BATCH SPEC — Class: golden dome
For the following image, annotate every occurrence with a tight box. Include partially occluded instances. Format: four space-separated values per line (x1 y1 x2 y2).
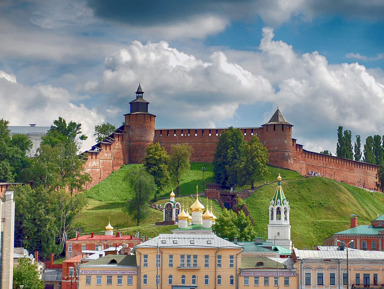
170 190 175 198
178 209 189 221
202 208 212 220
277 174 282 181
190 186 205 212
105 219 114 231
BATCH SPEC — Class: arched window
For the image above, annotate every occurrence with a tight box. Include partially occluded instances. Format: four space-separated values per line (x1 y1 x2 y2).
168 275 173 285
205 275 209 285
277 207 281 220
143 275 148 285
284 207 288 221
192 275 197 285
270 208 274 220
181 275 186 285
217 275 222 285
230 275 234 285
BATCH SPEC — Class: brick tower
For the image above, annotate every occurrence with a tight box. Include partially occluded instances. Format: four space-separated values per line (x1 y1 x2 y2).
124 84 156 163
261 108 293 169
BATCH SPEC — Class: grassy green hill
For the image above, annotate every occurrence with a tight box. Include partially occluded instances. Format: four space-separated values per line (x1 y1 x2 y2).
75 163 384 249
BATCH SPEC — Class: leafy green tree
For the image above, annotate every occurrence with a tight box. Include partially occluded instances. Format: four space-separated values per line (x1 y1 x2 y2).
237 136 269 189
373 135 384 165
212 209 256 241
169 144 192 196
144 143 170 193
94 122 116 143
124 167 156 226
364 136 375 164
336 126 353 159
0 119 32 182
354 135 362 161
213 127 244 189
13 257 45 289
336 126 344 158
320 150 332 156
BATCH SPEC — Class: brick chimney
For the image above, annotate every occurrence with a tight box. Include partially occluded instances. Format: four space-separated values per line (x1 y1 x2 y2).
351 214 358 228
91 232 94 238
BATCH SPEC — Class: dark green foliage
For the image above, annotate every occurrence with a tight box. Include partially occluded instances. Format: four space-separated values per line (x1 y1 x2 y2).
213 127 244 188
94 122 116 143
212 208 256 241
320 150 332 156
373 135 384 165
336 126 353 159
237 136 269 189
364 136 375 164
169 144 192 196
14 185 87 258
13 257 45 289
0 119 32 182
144 143 170 193
354 135 362 161
124 167 156 226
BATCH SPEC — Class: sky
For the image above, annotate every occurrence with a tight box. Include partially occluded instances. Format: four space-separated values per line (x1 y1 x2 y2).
0 0 384 154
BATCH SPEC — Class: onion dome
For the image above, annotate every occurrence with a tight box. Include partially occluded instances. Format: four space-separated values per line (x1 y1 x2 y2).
178 209 189 221
105 219 114 231
272 174 286 206
170 190 175 198
190 185 205 212
202 208 212 220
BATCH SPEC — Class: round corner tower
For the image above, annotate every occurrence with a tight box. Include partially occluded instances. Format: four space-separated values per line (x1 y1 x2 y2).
124 84 156 164
261 107 293 169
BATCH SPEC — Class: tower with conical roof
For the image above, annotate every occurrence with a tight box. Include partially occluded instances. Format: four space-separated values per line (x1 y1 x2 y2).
261 107 293 169
124 84 156 163
267 174 292 250
190 186 205 225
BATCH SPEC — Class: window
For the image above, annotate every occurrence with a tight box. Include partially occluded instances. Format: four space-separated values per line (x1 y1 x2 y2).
205 275 209 285
117 276 123 285
68 244 72 252
217 275 222 285
244 276 249 286
350 241 355 249
96 245 103 251
82 245 86 251
217 255 222 268
168 275 173 285
274 276 279 286
317 273 324 285
169 255 173 268
181 275 186 285
264 277 269 286
96 276 102 285
127 276 133 285
363 274 370 286
107 276 112 285
156 275 160 285
343 273 347 285
193 255 198 267
284 277 289 287
69 267 74 277
372 241 377 250
180 255 185 267
187 255 191 267
230 275 234 285
362 241 367 250
356 273 360 286
330 273 336 285
192 275 197 285
374 274 378 285
305 273 311 286
156 254 161 268
143 275 148 285
254 276 259 286
204 255 209 268
86 276 91 285
143 255 148 267
229 255 234 268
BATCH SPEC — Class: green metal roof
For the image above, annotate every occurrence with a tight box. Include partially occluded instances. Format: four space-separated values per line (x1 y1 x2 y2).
80 255 137 267
272 178 286 206
375 214 384 221
239 242 291 255
241 256 286 269
335 225 384 236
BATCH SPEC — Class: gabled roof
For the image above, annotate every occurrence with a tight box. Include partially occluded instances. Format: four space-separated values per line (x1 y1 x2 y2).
79 254 137 267
335 225 384 235
266 108 291 125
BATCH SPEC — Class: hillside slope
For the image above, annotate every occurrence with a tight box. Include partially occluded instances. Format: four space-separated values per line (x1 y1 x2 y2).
77 163 384 249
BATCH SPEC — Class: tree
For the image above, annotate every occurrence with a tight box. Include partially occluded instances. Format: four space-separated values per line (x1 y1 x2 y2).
354 135 362 161
169 144 192 196
213 127 244 189
336 126 344 158
364 136 375 164
13 257 45 289
212 209 256 241
320 150 332 156
0 119 32 182
94 122 116 143
373 135 384 165
143 143 170 193
237 136 269 189
125 167 156 226
336 126 353 159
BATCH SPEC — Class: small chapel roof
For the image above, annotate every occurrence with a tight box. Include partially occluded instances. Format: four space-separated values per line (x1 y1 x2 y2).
271 174 287 206
267 107 292 125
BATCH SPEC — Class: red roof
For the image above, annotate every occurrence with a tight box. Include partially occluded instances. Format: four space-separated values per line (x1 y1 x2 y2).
67 234 141 242
64 255 83 263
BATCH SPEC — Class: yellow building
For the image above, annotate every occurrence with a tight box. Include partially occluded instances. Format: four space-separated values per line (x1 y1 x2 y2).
135 233 242 289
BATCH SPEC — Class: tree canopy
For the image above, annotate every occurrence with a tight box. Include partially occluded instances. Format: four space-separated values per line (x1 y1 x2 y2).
212 208 256 241
143 143 170 193
169 144 192 196
94 122 116 143
13 257 45 289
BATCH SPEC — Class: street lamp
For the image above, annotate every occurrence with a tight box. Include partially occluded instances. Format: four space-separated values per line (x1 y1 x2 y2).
337 240 354 289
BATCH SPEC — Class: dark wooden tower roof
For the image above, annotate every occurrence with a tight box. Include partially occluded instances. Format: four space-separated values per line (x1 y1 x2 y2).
130 83 149 113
